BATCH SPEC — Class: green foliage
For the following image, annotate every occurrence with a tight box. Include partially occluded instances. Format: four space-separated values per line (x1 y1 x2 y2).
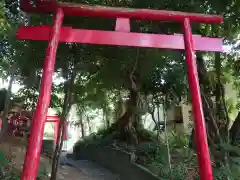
0 152 8 167
1 0 239 121
0 169 20 180
0 2 11 39
37 165 48 180
136 142 167 165
0 151 47 180
95 126 112 137
0 151 19 180
134 133 240 180
212 165 240 180
168 132 189 148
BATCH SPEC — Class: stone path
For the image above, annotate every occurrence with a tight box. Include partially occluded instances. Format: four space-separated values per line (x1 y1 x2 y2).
58 165 91 180
57 157 119 180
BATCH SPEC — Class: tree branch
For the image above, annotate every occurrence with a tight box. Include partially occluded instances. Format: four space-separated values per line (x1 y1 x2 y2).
128 48 139 91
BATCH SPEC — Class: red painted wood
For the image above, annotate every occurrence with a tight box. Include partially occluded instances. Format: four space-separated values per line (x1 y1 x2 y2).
46 116 60 122
0 115 29 137
46 116 59 145
18 2 223 179
0 115 62 139
20 0 222 24
53 120 59 145
64 121 68 140
45 116 68 144
183 18 213 180
17 26 223 52
20 8 64 180
115 18 130 32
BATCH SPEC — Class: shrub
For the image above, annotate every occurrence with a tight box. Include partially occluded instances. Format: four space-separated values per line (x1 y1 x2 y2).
0 151 19 180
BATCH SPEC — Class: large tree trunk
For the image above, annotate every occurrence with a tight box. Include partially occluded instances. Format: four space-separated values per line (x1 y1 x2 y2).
150 110 161 139
114 91 125 120
229 112 240 143
110 50 142 145
146 95 161 139
112 72 140 144
214 53 230 139
115 88 139 145
0 75 14 141
194 55 232 165
196 56 222 143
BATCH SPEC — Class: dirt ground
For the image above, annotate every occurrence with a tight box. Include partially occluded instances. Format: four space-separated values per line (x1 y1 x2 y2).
0 137 92 180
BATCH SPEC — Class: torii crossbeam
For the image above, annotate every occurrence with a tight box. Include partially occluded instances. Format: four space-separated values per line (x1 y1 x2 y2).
17 1 223 180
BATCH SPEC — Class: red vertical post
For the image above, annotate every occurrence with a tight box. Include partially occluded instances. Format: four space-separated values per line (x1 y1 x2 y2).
115 18 130 32
54 120 59 144
183 18 213 180
21 8 64 180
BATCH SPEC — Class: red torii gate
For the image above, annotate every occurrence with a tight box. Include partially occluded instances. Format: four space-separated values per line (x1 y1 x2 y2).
46 116 68 145
17 0 223 180
0 114 65 143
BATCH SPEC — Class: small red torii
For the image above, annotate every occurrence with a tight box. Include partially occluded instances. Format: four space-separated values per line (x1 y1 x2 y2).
0 115 68 144
17 0 223 180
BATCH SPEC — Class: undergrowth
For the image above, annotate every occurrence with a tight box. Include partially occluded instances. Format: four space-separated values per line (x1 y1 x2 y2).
74 128 240 180
0 151 47 180
0 151 20 179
